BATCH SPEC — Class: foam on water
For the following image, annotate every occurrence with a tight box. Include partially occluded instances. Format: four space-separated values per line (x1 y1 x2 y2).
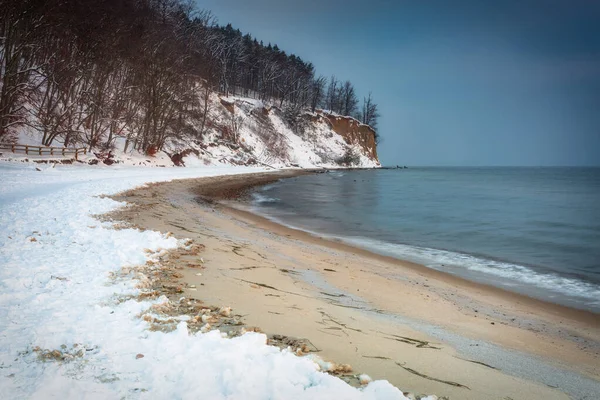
248 167 600 313
251 192 280 204
339 236 600 312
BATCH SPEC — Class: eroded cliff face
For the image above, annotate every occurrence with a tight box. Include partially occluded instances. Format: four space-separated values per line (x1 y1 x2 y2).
315 111 379 163
176 95 380 168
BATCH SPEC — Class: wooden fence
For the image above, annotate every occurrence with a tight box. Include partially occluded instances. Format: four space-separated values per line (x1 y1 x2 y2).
0 143 87 160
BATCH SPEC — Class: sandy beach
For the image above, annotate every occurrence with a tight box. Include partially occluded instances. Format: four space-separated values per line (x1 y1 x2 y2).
108 171 600 400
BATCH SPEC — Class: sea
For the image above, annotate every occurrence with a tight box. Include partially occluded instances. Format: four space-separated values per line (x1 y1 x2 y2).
249 167 600 313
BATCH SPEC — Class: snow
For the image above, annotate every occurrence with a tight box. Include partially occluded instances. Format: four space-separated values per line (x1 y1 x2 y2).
2 92 380 170
0 163 405 399
359 374 373 385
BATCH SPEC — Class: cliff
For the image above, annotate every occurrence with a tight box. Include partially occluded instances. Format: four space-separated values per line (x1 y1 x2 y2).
3 94 380 169
171 94 380 169
315 111 379 162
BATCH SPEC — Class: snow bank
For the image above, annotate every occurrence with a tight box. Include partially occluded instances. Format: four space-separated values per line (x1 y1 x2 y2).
0 163 404 399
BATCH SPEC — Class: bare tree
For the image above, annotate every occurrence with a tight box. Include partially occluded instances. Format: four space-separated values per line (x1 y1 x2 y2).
340 80 358 117
310 75 326 112
324 76 340 113
361 92 381 142
0 0 47 140
0 0 379 154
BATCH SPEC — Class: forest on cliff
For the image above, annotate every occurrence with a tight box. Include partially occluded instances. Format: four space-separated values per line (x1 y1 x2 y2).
0 0 380 154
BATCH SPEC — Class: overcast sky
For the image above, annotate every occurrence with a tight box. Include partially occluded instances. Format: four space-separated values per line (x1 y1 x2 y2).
196 0 600 166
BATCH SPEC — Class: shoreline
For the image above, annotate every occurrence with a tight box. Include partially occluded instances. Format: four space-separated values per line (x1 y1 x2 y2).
200 171 599 327
226 202 600 325
240 169 600 315
109 170 600 399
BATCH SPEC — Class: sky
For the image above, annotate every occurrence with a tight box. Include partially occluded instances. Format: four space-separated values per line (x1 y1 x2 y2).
196 0 600 166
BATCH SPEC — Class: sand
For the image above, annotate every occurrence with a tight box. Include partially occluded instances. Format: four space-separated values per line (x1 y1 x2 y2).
108 171 600 400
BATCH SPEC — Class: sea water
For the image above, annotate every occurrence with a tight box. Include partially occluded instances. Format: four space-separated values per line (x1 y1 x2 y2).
250 167 600 313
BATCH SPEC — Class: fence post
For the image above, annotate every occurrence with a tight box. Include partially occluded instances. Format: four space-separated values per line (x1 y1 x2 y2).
62 148 65 156
51 147 54 156
25 145 28 155
75 149 78 161
12 144 15 153
39 147 42 156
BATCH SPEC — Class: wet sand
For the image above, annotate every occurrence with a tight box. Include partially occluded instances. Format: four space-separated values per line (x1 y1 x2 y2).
109 170 600 400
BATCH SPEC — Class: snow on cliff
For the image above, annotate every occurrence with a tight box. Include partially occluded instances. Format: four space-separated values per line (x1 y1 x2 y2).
0 163 407 399
2 94 380 169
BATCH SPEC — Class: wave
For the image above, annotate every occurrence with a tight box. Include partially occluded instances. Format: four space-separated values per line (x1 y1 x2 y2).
251 193 280 205
245 207 600 312
340 236 600 311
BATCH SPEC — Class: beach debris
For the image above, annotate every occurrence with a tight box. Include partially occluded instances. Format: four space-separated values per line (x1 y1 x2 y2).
181 242 205 256
324 268 337 272
32 344 86 362
295 346 307 356
404 393 443 400
358 374 372 385
331 363 353 374
319 311 363 334
362 355 391 360
396 362 470 389
306 354 353 374
238 279 310 298
267 335 320 354
231 246 245 256
231 265 262 271
454 356 498 370
118 231 406 394
320 291 345 298
244 326 263 333
136 353 144 359
201 314 217 324
421 396 440 400
219 307 232 317
244 280 277 290
279 268 299 274
379 332 440 350
324 301 364 310
307 354 335 372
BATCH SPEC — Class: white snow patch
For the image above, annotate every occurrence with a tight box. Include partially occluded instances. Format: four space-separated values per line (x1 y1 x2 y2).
0 163 403 399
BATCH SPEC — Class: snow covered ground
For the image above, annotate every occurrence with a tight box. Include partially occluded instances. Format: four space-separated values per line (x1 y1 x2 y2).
0 163 409 399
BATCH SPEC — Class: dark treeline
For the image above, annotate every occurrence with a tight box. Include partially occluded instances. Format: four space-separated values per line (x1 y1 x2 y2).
0 0 380 153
